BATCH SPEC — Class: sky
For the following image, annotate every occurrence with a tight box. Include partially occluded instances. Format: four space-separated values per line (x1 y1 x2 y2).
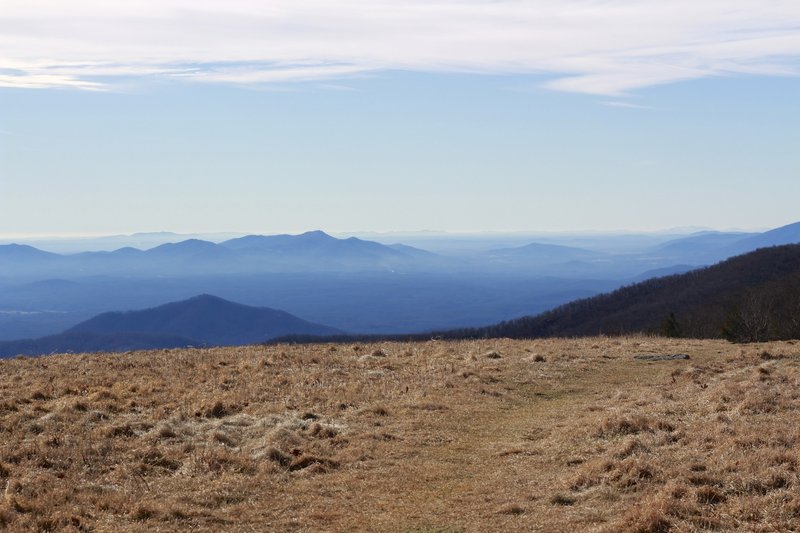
1 0 799 236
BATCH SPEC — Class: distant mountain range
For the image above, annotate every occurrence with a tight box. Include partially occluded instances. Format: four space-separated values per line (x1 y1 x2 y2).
0 230 448 279
1 223 799 346
0 232 244 254
467 244 800 342
483 242 603 265
2 222 799 281
4 244 800 356
277 244 800 345
0 295 341 357
648 222 800 264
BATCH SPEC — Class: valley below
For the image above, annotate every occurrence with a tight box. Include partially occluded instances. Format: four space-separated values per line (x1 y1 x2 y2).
0 272 616 341
2 223 800 352
1 337 799 531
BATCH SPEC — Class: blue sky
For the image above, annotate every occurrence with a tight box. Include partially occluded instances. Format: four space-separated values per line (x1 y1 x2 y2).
1 1 799 236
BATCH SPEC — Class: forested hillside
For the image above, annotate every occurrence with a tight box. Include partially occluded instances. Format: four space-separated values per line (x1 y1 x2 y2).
468 245 800 342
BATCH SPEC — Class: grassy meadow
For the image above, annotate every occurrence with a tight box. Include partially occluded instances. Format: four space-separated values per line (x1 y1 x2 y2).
0 337 799 531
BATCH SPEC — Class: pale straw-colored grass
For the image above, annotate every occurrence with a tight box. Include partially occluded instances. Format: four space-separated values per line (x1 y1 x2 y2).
0 337 798 531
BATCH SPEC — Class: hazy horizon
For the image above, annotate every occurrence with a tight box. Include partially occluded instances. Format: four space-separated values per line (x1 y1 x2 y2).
0 222 785 242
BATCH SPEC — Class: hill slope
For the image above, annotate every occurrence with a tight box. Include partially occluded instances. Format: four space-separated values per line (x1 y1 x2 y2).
651 231 753 263
725 221 800 256
0 331 196 358
0 295 342 357
0 244 65 277
482 242 604 265
650 222 800 265
470 244 800 342
67 294 342 345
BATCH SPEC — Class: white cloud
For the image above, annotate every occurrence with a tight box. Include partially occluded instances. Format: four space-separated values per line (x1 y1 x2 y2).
175 64 370 84
2 0 799 95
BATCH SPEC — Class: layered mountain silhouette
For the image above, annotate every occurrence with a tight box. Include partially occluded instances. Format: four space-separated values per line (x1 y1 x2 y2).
2 224 800 346
465 244 800 342
0 244 63 277
725 222 800 256
0 231 445 278
0 244 59 261
482 242 603 263
0 295 342 357
270 244 800 345
220 230 441 271
2 223 800 281
649 222 800 265
652 232 754 261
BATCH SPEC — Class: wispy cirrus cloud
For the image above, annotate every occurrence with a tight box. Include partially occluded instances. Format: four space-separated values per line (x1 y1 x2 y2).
2 0 799 95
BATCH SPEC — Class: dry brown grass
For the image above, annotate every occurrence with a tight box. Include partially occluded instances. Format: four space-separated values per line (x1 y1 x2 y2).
0 336 798 531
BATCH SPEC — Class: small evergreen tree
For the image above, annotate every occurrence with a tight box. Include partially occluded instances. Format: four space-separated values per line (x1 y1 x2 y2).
660 312 682 338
